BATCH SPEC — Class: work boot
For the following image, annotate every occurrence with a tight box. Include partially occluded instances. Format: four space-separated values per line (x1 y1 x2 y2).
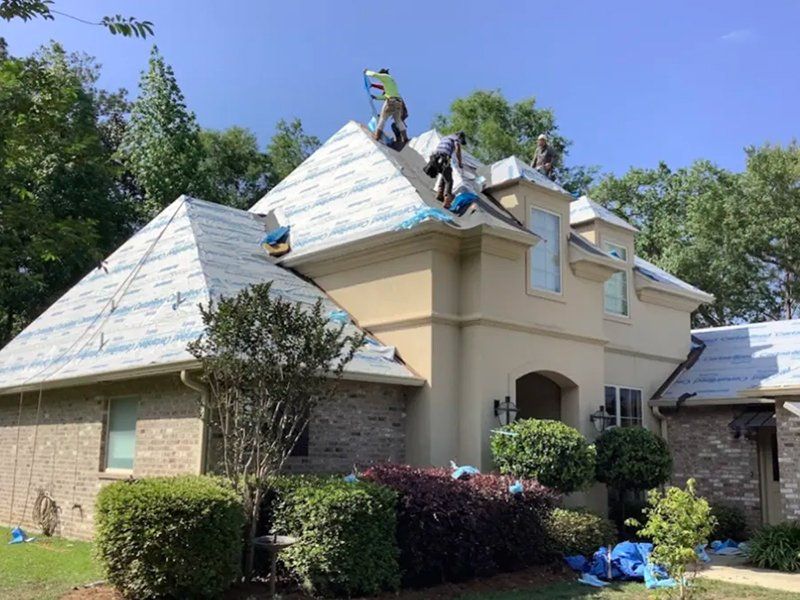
374 129 382 142
443 194 454 209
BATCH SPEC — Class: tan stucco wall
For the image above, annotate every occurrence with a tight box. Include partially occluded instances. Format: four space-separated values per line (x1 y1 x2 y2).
300 181 696 516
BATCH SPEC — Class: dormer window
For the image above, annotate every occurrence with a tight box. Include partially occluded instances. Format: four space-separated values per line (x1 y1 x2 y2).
604 241 629 316
530 207 562 293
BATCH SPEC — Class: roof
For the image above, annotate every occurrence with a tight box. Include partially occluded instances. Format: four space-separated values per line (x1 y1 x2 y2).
483 155 568 195
633 256 715 303
0 196 422 393
656 319 800 402
570 196 639 233
249 122 537 262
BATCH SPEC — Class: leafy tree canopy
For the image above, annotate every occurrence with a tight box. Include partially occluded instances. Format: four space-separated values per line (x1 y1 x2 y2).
434 90 598 194
591 144 800 326
0 43 133 344
0 0 153 38
266 118 321 184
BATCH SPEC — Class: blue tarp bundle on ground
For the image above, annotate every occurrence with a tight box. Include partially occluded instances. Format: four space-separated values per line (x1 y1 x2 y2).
566 541 676 589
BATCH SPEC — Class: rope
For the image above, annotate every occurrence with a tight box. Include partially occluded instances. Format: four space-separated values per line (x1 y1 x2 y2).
6 198 188 528
7 391 25 524
20 386 44 526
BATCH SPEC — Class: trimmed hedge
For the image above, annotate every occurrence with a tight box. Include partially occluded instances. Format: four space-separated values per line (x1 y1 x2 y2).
363 463 558 587
748 522 800 572
595 426 672 491
95 476 244 600
271 477 400 597
546 508 617 556
710 503 749 542
491 419 596 493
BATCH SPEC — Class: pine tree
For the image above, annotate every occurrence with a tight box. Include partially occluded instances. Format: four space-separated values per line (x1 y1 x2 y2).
121 46 201 216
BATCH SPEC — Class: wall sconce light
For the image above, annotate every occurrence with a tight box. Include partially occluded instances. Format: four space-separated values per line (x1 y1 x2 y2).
590 405 615 432
494 396 518 426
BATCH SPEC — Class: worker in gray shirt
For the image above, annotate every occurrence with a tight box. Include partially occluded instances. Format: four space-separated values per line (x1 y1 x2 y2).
531 134 555 178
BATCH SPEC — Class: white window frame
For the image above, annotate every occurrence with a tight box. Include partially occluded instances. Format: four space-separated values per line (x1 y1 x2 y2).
529 206 563 295
104 395 139 472
603 239 630 317
604 385 643 428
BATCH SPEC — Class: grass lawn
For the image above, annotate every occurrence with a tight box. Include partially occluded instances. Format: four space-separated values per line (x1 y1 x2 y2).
461 578 800 599
0 526 103 600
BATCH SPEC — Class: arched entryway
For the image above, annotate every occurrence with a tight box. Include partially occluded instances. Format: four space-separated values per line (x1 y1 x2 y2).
515 370 578 423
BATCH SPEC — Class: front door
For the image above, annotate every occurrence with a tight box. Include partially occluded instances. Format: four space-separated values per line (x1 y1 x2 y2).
758 429 782 525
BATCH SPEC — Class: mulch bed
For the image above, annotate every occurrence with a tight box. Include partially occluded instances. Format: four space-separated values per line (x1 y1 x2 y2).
61 563 571 599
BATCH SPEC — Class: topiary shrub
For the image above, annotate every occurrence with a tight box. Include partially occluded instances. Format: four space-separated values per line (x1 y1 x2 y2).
490 419 596 493
363 463 558 587
547 508 617 556
748 522 800 572
595 426 672 491
272 477 400 597
710 503 749 542
95 476 244 600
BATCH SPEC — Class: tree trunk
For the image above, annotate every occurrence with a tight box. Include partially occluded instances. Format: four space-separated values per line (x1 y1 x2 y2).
243 486 263 580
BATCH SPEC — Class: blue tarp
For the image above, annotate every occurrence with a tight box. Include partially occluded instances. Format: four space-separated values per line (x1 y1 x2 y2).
449 192 479 216
565 541 675 589
261 225 290 246
394 207 455 231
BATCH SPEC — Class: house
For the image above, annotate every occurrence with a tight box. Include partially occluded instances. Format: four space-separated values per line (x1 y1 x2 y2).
0 121 713 539
653 319 800 530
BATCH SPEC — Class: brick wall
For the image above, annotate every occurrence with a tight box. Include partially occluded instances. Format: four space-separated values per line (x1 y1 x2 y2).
777 403 800 520
0 375 202 540
284 380 407 473
0 376 407 540
665 405 762 532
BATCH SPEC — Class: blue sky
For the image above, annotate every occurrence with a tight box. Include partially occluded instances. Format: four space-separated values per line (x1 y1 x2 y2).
3 0 798 176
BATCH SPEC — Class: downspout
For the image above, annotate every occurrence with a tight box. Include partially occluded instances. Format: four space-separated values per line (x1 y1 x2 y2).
181 370 209 475
651 405 668 441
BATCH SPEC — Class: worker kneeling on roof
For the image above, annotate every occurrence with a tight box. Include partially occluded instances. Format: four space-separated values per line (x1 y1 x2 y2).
424 131 465 209
530 133 555 179
364 68 408 146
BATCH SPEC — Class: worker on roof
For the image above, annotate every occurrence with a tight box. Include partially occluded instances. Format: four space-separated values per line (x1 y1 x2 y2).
424 131 465 208
530 134 556 179
364 68 408 146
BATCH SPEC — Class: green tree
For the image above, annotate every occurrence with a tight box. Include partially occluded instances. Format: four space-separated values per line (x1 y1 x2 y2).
266 118 321 184
433 89 597 194
736 142 800 320
187 282 364 578
633 479 716 599
592 152 799 326
120 46 202 217
196 127 271 209
0 0 153 38
0 43 131 344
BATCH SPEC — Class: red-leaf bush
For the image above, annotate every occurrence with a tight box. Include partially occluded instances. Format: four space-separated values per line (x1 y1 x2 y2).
362 464 559 587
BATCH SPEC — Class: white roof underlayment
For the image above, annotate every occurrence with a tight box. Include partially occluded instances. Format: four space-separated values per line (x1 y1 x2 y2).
659 319 800 401
250 122 538 260
570 196 640 233
0 197 420 392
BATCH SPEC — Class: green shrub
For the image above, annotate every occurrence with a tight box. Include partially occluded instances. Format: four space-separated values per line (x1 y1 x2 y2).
547 508 617 556
272 477 400 597
710 503 749 542
95 476 244 600
491 419 596 493
634 479 715 599
595 426 672 491
748 522 800 572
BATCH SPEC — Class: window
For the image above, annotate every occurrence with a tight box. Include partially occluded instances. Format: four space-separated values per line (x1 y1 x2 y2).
604 242 628 316
106 396 138 470
530 207 562 293
604 386 642 427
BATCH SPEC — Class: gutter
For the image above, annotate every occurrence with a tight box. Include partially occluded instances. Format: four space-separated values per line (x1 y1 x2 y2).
180 369 209 475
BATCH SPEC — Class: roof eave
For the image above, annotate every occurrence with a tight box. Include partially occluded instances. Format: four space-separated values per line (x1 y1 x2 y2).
633 271 715 311
0 358 425 397
649 396 775 407
739 385 800 398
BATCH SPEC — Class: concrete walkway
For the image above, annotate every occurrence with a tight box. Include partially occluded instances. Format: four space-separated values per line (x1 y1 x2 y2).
698 554 800 594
